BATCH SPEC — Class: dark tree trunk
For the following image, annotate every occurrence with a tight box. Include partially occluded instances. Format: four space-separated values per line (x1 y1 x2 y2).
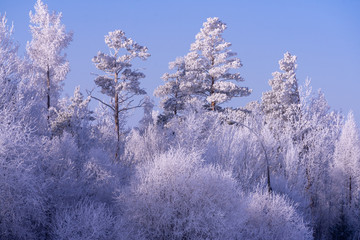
114 72 120 160
47 65 51 119
210 76 215 111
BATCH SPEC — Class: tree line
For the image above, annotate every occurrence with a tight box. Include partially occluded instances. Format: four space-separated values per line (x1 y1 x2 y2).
1 1 359 239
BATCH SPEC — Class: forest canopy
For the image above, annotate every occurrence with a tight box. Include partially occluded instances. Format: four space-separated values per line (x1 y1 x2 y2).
0 1 359 239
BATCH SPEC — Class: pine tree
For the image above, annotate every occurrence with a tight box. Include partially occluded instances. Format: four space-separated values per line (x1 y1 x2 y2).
262 52 300 124
185 17 251 110
154 56 187 116
92 30 150 158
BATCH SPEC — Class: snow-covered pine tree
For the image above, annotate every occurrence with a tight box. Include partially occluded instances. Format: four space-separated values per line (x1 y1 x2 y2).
92 30 150 158
262 52 300 125
26 0 72 119
154 56 187 116
185 17 251 110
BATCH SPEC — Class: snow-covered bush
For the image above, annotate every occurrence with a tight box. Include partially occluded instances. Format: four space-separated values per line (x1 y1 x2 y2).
0 114 45 239
119 148 244 239
52 200 117 240
204 121 274 192
125 124 171 164
241 189 313 240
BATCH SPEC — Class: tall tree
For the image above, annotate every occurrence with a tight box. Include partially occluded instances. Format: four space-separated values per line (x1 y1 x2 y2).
154 56 187 116
92 30 150 158
333 111 360 206
26 0 72 118
185 17 251 110
262 52 300 124
0 13 20 110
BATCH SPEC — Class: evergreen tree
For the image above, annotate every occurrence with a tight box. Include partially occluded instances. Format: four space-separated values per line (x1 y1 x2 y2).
262 52 300 125
184 17 251 110
92 30 150 158
154 56 187 116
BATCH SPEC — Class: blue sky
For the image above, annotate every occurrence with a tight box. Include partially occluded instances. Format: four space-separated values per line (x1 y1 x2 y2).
1 0 360 125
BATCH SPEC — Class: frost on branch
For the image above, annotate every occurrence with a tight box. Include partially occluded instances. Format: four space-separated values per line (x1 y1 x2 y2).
187 17 251 109
92 30 149 99
50 86 93 148
154 56 187 115
120 148 244 239
92 30 150 155
0 14 19 110
52 200 117 240
157 17 251 114
242 189 313 240
262 52 300 125
26 0 72 110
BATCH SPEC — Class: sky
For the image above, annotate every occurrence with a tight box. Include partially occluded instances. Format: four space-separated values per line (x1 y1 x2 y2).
1 0 360 126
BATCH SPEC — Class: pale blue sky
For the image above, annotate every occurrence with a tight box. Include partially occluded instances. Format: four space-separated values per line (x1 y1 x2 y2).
2 0 360 124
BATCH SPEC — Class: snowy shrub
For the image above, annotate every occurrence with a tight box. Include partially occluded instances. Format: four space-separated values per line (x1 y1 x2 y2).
52 200 117 240
119 148 244 240
204 123 268 192
0 116 45 239
125 124 171 164
80 150 122 204
241 189 313 240
166 104 218 154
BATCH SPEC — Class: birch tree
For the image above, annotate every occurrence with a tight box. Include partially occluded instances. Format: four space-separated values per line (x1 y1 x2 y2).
0 14 20 111
26 0 72 118
333 111 360 206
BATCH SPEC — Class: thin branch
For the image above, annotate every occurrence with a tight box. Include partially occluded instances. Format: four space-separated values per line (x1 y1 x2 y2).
86 89 115 111
230 121 272 194
118 104 143 112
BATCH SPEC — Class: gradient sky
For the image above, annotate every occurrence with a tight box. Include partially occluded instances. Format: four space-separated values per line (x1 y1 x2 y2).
1 0 360 125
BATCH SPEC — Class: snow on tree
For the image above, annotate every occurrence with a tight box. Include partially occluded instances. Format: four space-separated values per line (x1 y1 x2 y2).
155 56 187 115
333 111 360 206
50 86 93 148
262 52 300 127
92 30 150 158
26 0 72 116
0 114 46 239
119 148 244 239
242 189 313 240
0 13 20 111
332 111 360 238
290 84 342 239
52 200 118 240
204 119 265 191
137 95 154 130
125 124 171 165
182 17 251 110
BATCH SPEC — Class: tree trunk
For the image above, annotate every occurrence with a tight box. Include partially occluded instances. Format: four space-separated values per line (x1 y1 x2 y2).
210 57 216 111
174 78 178 115
210 76 215 111
264 148 272 193
114 72 120 160
46 65 51 118
349 175 352 205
